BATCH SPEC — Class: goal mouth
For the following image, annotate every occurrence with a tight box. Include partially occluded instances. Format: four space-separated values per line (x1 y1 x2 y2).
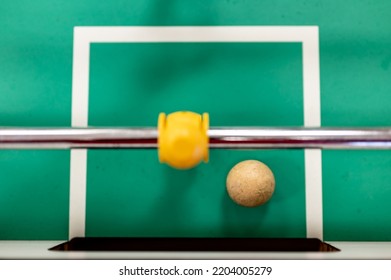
49 237 339 252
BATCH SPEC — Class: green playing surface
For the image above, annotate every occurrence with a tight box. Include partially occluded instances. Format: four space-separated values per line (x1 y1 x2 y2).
1 1 391 241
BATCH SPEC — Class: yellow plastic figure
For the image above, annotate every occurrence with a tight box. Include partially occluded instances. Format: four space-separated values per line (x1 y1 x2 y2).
158 111 209 169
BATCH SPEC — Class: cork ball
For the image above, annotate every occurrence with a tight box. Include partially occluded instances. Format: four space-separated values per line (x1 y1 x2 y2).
226 160 275 207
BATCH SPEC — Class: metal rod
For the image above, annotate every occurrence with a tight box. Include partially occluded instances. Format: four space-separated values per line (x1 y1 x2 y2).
0 127 391 149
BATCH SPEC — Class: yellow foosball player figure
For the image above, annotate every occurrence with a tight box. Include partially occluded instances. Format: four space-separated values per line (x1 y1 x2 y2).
158 111 209 169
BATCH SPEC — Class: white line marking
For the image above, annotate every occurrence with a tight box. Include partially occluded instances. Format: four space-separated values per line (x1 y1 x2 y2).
71 29 90 127
69 28 90 238
302 27 323 239
76 26 316 43
305 149 323 239
69 150 87 238
302 28 321 127
70 26 322 239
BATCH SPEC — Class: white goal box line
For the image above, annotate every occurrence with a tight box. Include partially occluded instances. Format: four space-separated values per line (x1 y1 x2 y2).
70 26 322 240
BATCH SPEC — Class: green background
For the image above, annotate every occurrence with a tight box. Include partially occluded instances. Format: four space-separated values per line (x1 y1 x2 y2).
1 1 391 241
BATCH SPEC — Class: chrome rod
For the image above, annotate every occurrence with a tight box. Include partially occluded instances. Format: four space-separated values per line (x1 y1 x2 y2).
0 128 158 149
0 127 391 149
209 127 391 149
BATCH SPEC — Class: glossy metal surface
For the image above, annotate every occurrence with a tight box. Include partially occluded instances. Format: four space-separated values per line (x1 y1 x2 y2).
0 128 158 149
208 127 391 149
0 127 391 149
